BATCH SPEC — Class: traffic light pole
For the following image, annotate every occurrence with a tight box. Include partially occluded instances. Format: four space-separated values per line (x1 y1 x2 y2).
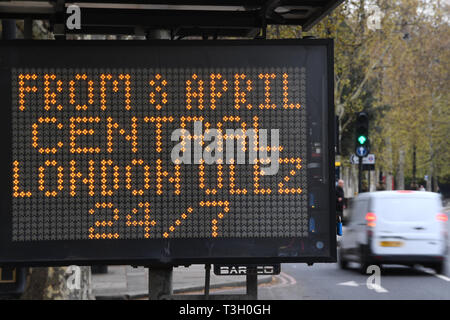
358 156 363 193
355 111 369 194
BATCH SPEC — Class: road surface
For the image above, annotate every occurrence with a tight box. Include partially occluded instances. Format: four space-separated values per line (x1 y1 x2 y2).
205 204 450 299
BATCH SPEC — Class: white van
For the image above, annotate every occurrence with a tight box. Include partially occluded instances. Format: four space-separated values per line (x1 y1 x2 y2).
339 191 447 274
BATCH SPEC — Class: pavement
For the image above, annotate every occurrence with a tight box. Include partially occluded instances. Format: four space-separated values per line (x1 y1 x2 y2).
92 264 273 299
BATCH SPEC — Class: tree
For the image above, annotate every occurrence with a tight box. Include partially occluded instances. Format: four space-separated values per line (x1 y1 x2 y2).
21 267 94 300
373 0 450 190
268 0 450 192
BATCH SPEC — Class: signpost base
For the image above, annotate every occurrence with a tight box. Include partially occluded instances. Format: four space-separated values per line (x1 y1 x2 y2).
148 265 258 300
148 266 173 300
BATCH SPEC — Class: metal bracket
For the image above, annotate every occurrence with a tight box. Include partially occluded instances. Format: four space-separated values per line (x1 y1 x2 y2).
255 0 285 39
0 267 28 299
24 18 33 39
0 267 16 283
51 0 66 39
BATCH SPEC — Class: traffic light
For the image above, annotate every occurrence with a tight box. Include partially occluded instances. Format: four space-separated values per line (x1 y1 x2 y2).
355 111 369 156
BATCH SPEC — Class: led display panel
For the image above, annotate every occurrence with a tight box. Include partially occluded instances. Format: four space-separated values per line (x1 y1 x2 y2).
0 40 335 266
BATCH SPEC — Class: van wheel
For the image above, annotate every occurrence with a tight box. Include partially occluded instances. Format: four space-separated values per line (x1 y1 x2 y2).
339 249 349 270
359 246 370 274
432 261 444 275
359 260 370 274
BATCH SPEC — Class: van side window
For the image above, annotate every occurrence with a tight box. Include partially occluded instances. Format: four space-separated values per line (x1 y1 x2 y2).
349 200 361 225
354 200 364 224
345 198 354 222
360 200 369 218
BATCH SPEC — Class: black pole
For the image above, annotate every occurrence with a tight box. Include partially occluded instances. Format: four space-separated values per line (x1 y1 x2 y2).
24 19 33 39
2 19 16 40
204 264 211 299
148 266 173 300
358 157 362 193
246 274 258 300
412 144 416 188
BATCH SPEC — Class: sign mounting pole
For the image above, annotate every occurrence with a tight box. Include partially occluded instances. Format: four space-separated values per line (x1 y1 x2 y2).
148 266 173 300
144 30 174 302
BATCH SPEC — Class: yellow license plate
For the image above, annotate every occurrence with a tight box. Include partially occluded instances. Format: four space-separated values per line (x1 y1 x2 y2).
380 241 403 247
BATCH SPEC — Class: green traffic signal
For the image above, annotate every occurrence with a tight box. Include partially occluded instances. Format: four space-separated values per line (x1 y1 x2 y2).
357 135 367 145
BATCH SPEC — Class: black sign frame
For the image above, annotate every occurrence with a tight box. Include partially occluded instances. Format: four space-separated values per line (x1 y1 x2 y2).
0 39 335 267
